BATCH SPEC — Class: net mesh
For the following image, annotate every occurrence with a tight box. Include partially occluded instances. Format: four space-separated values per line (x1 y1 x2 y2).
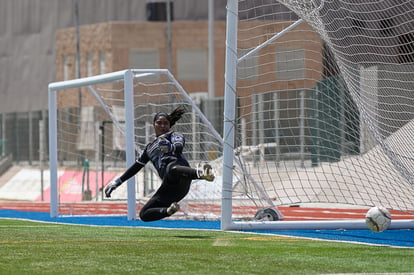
54 72 229 218
232 0 414 214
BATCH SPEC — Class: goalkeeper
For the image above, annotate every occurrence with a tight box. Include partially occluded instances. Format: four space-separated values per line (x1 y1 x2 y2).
104 106 215 221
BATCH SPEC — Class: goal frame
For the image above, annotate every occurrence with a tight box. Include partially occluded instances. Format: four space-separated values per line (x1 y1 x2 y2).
222 0 414 231
48 69 222 220
49 70 136 218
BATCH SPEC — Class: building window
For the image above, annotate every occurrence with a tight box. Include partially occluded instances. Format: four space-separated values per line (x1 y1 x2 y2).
100 52 106 74
87 53 93 77
237 48 259 80
75 58 79 79
177 49 207 81
276 48 305 80
129 50 159 69
63 55 69 81
398 33 414 64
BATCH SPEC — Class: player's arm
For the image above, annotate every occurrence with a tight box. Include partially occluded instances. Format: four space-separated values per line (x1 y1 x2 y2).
159 132 185 155
104 150 148 198
171 132 185 155
118 160 145 183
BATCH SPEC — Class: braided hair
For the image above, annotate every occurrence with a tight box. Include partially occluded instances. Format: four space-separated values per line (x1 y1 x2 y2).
153 106 186 127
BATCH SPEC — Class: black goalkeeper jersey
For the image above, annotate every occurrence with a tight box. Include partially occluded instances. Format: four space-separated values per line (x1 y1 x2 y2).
135 130 189 178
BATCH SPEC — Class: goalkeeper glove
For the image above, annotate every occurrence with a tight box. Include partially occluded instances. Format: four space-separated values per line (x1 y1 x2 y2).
159 139 174 153
104 178 122 198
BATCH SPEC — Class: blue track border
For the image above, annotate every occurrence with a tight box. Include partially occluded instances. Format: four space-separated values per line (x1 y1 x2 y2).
1 209 413 248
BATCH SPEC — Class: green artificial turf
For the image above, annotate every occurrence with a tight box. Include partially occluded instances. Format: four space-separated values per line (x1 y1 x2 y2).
0 219 413 274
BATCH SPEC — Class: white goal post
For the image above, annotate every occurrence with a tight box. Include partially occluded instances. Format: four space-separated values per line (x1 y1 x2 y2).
48 70 136 218
48 69 227 219
222 0 414 230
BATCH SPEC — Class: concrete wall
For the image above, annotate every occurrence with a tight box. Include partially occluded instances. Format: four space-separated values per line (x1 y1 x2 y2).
0 0 227 113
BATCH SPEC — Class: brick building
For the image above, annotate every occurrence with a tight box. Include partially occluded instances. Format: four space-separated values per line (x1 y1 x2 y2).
54 20 322 108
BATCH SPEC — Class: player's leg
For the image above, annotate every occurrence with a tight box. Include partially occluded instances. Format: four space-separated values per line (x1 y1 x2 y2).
139 174 189 222
139 195 173 222
167 161 215 181
197 163 215 181
139 162 215 222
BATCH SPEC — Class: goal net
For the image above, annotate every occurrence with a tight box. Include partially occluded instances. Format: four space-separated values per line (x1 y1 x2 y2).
49 69 230 219
222 0 414 230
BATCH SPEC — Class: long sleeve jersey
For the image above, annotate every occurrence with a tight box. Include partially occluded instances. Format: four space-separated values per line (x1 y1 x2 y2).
118 130 189 182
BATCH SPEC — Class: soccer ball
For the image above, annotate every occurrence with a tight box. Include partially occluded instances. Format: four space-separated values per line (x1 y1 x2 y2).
365 206 392 232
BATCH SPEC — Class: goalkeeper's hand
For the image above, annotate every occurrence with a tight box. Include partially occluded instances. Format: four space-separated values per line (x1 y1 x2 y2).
104 179 121 198
159 139 174 153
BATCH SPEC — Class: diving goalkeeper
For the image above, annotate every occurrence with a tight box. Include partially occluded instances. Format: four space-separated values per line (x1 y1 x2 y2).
104 106 215 221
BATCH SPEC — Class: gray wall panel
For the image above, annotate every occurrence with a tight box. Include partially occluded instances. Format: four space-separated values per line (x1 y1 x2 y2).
0 0 226 113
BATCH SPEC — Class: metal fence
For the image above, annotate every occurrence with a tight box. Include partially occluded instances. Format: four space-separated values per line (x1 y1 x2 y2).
0 110 48 165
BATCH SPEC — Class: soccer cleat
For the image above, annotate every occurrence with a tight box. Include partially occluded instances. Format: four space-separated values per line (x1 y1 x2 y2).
104 181 118 198
167 202 180 215
199 163 215 182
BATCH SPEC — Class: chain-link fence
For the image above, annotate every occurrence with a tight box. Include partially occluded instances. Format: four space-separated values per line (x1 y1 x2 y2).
0 110 48 165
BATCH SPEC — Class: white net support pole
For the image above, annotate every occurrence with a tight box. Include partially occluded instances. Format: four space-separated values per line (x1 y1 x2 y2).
48 85 58 217
124 69 137 220
222 0 238 230
230 219 414 231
